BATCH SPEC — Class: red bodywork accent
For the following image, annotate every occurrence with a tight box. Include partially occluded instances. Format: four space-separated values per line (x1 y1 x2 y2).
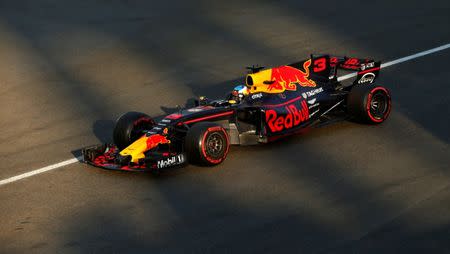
180 111 234 125
330 57 339 67
358 67 381 75
91 146 146 171
93 146 118 166
166 113 183 120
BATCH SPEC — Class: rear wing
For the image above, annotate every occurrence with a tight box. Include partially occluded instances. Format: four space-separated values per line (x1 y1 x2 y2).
310 54 381 85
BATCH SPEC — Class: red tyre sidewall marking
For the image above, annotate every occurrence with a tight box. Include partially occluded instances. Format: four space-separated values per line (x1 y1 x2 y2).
201 127 229 164
130 117 154 140
366 87 391 123
133 117 155 127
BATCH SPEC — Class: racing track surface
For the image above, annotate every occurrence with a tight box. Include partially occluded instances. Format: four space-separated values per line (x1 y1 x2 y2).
1 1 450 253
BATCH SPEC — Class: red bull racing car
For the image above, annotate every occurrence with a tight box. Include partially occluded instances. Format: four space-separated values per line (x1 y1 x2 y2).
82 54 391 172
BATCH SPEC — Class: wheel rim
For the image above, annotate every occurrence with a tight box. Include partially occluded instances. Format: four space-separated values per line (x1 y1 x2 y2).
369 91 388 119
205 133 224 158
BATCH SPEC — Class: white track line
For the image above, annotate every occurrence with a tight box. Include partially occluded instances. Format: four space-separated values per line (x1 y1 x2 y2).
1 43 450 187
0 157 82 186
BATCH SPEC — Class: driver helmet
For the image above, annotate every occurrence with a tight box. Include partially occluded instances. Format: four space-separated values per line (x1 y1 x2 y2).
231 85 249 101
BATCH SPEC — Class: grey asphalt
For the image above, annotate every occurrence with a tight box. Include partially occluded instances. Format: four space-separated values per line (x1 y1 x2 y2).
0 0 449 253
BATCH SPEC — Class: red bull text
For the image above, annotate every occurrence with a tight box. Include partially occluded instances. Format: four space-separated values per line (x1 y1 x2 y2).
265 100 309 133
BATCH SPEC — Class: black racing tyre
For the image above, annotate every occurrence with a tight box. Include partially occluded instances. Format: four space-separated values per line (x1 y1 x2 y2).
184 122 230 166
347 85 392 124
113 112 155 150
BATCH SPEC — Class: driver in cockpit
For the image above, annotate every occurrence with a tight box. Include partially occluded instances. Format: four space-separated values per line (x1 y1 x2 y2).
229 85 249 103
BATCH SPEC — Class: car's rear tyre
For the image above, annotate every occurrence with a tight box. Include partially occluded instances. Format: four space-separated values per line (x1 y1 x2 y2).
184 122 229 166
113 111 155 150
347 85 391 124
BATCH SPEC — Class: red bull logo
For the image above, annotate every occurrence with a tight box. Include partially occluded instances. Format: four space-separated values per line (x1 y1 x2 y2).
265 100 309 133
268 59 317 91
146 134 170 150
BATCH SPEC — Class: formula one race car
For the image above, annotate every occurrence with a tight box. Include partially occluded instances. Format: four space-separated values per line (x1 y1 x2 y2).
82 54 391 172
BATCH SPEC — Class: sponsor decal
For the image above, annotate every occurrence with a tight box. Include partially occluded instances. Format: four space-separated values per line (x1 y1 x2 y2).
157 154 185 169
358 72 376 84
360 62 375 71
303 87 324 98
307 98 316 104
341 58 360 70
161 119 171 123
268 59 317 91
265 100 309 133
187 108 204 112
330 57 339 67
251 93 263 100
145 134 170 149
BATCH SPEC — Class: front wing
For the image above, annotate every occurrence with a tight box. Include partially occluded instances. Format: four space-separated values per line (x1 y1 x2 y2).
82 144 186 172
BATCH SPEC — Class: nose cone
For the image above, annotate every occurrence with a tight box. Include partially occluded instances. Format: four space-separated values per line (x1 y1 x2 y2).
119 134 170 163
119 135 149 163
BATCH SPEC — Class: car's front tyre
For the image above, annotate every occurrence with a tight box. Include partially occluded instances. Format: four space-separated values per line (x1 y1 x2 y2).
113 111 155 150
184 122 230 166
